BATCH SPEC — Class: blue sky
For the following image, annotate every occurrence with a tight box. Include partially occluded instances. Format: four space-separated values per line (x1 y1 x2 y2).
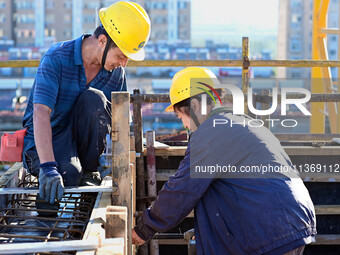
191 0 279 47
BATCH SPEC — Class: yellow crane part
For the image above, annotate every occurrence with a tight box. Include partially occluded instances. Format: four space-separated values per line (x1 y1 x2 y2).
311 0 339 133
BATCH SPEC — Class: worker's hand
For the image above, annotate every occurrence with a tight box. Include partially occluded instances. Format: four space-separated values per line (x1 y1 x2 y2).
132 228 146 246
39 161 65 204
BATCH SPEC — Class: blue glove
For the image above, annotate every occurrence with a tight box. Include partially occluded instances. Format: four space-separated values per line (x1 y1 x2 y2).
39 161 65 204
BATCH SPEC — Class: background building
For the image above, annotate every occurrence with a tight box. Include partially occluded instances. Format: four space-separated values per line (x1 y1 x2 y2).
0 0 14 41
134 0 190 44
277 0 339 79
0 0 190 48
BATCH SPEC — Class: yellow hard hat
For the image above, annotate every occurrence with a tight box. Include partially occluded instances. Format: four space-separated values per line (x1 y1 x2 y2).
165 67 220 112
99 1 151 61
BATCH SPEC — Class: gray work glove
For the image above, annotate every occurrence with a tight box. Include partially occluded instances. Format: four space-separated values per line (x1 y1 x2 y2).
39 161 65 204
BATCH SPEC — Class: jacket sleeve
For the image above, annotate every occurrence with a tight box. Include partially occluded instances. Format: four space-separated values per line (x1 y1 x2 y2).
134 144 215 241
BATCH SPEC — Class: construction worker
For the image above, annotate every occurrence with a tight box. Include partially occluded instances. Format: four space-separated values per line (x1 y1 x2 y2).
22 1 151 213
132 67 316 254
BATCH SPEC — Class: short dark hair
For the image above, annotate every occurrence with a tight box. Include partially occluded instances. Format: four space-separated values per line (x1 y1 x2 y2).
94 25 117 48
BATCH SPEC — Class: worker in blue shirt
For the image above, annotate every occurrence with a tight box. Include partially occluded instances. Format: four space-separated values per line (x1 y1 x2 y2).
132 67 316 255
22 1 151 214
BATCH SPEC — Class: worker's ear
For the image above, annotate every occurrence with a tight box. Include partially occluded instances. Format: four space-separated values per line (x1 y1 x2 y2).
97 34 107 47
190 98 201 115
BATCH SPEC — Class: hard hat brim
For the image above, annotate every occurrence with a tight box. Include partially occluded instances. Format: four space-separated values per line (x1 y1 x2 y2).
126 48 145 61
165 104 174 112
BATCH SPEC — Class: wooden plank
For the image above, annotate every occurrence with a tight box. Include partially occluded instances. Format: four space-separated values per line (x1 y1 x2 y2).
129 59 340 68
315 205 340 215
156 170 176 181
130 160 136 224
130 136 137 255
0 162 23 188
279 146 340 156
132 89 147 215
111 92 131 255
144 146 187 157
275 134 340 141
313 234 340 245
185 205 340 219
131 59 340 68
146 131 157 200
80 177 111 237
130 161 136 255
131 93 340 104
4 59 340 69
0 185 114 195
106 206 128 255
130 136 136 151
146 146 340 157
300 172 340 182
77 178 113 255
242 37 249 115
156 170 340 183
0 238 124 254
156 234 340 246
157 239 186 245
156 130 188 141
143 138 169 149
130 146 136 225
146 131 159 255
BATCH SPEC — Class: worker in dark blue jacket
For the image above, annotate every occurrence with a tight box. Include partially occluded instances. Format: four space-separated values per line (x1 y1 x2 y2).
132 67 316 255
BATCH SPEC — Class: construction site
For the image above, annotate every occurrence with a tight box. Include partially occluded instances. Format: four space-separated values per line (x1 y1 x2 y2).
1 0 340 254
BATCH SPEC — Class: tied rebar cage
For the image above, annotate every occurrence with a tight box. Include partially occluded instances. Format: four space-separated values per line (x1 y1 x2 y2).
0 170 97 255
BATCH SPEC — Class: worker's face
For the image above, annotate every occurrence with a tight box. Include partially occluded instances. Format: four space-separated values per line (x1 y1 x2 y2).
175 107 191 131
104 46 128 71
174 98 212 132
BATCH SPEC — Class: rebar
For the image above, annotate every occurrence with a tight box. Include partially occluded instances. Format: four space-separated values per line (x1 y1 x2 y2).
0 172 97 255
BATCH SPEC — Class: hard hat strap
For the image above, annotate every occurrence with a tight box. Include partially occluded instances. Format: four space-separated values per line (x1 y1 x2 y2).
190 107 201 129
101 35 112 67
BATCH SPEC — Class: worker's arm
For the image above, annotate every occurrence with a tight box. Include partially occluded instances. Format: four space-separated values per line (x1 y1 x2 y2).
31 54 64 204
31 53 61 159
33 103 54 163
33 103 65 204
134 144 215 241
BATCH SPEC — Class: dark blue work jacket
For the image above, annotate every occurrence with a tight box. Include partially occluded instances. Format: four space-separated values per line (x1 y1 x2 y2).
135 110 316 254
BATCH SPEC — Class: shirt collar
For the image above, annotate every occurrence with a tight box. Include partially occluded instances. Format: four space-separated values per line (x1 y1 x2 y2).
74 34 91 66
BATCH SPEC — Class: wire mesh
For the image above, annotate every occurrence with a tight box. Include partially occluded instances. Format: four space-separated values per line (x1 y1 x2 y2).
0 172 97 255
